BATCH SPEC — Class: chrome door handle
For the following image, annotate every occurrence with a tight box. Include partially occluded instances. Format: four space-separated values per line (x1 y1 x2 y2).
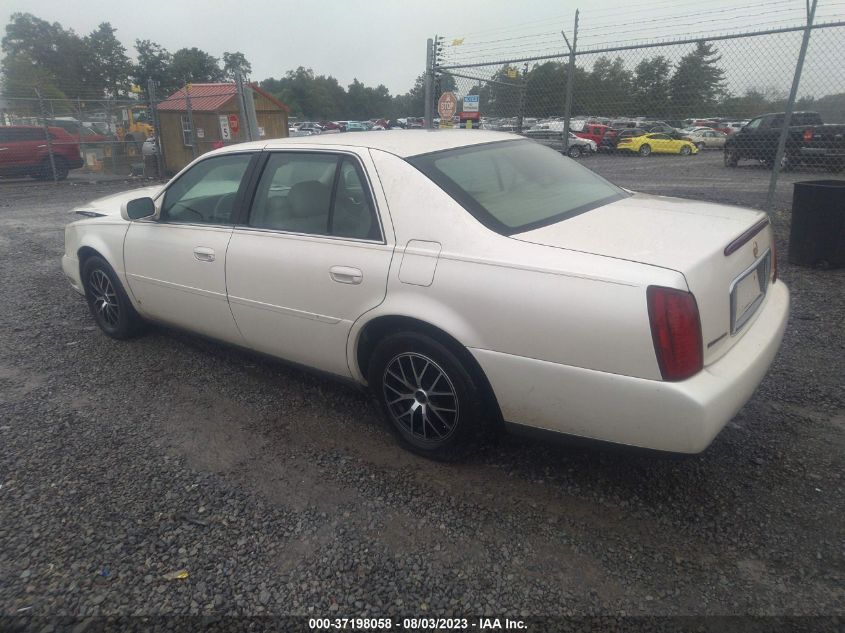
193 246 215 262
330 266 363 284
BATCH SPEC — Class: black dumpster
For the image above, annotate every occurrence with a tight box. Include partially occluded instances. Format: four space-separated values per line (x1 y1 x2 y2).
789 180 845 269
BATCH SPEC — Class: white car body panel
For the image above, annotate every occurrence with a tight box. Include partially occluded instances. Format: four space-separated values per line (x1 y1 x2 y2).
62 131 790 454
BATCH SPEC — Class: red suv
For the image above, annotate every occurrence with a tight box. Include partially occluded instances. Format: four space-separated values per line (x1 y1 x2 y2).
0 126 84 180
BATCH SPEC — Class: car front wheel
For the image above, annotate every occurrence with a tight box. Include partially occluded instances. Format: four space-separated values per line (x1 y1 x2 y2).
680 145 692 156
82 256 144 339
724 148 739 167
369 332 484 460
567 145 583 159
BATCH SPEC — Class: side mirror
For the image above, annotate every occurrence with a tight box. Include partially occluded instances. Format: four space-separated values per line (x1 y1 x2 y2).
122 196 156 221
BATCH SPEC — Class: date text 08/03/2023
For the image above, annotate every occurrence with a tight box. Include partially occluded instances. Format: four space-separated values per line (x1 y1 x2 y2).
309 617 527 630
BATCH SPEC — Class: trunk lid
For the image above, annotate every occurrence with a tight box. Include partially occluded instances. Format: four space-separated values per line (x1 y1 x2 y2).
513 192 775 364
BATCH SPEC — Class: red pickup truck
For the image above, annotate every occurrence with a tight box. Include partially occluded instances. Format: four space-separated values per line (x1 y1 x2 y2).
0 126 84 180
575 123 614 145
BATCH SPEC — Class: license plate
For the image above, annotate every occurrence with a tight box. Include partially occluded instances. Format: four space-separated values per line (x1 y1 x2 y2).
731 252 770 334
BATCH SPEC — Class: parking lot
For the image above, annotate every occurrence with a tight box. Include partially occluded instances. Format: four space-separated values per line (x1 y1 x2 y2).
0 152 842 623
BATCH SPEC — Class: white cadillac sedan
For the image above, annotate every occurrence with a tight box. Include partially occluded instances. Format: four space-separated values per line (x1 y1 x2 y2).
62 131 789 459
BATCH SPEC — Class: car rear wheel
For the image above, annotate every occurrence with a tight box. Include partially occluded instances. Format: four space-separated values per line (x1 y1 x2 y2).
724 149 739 167
33 156 69 181
680 145 692 156
638 144 651 157
567 145 582 159
695 142 705 150
369 332 484 461
82 256 145 339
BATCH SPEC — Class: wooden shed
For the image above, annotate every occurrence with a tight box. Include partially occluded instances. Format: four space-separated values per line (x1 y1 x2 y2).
156 82 288 174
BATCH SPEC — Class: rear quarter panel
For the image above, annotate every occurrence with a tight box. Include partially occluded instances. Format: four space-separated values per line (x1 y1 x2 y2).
355 149 687 383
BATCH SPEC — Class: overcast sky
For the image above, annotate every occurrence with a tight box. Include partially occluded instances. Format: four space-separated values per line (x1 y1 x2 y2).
3 0 843 95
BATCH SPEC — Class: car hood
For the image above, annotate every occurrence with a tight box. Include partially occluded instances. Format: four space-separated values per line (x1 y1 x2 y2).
70 185 163 218
512 192 764 272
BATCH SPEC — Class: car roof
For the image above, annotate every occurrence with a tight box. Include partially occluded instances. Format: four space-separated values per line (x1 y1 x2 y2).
230 129 521 158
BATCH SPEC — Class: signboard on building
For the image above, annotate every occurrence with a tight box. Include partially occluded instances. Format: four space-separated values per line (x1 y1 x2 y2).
463 94 479 113
219 115 232 141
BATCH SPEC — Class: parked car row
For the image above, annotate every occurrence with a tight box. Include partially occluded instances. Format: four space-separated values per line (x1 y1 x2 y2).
288 118 424 136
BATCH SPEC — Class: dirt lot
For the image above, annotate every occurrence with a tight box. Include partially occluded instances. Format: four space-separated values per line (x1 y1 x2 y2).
0 152 843 626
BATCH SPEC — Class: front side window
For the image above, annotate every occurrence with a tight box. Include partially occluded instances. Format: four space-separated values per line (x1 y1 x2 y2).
248 152 380 240
408 139 627 235
161 153 252 225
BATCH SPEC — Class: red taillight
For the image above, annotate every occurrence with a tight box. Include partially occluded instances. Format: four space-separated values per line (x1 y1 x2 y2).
647 286 703 381
803 128 813 143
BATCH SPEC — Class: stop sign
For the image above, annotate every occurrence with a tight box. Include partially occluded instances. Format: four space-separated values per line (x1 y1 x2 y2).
228 114 240 135
437 92 458 119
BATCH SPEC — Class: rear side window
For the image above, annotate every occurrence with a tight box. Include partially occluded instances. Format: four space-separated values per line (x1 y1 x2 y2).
248 152 380 241
1 128 46 141
409 139 627 235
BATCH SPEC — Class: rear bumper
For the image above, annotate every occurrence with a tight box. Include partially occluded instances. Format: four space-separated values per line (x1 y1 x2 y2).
799 147 845 159
471 281 790 453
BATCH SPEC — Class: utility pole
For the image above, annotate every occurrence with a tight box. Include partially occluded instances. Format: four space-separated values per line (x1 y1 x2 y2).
237 72 261 141
148 78 165 177
184 80 197 159
561 9 579 152
765 0 817 214
424 38 434 129
35 88 57 183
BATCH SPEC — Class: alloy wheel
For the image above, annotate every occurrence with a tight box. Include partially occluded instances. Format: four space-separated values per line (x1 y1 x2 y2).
89 269 120 328
382 352 459 443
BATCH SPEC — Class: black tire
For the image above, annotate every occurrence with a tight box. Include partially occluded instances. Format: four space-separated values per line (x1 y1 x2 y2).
81 255 144 339
567 145 582 159
638 144 651 157
680 144 692 156
368 331 485 461
695 142 705 150
724 148 739 167
32 157 68 181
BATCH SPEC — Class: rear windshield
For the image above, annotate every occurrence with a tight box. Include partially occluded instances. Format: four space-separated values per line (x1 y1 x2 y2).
408 139 627 235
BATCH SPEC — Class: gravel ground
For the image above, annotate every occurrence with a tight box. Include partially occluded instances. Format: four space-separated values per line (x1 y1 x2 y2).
0 154 843 626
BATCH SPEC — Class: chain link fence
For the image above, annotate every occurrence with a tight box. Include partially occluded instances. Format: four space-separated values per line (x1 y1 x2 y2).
0 72 275 183
429 8 845 211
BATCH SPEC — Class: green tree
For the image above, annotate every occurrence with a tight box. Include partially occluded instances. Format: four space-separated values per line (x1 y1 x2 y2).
486 65 523 117
133 39 176 96
632 56 671 118
1 13 91 98
524 61 565 117
223 51 252 80
586 56 633 116
669 41 726 116
170 47 224 84
85 22 131 97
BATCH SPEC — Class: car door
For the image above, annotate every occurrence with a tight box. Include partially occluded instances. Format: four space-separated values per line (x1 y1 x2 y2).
226 149 394 378
123 152 255 343
647 134 667 153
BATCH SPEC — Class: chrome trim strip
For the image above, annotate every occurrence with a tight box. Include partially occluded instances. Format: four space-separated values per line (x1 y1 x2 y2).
127 274 228 302
227 294 342 324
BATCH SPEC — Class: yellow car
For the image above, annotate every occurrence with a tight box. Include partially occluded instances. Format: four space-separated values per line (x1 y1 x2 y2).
617 133 698 156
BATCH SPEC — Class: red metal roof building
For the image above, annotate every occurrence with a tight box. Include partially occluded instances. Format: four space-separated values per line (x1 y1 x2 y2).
156 82 289 173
